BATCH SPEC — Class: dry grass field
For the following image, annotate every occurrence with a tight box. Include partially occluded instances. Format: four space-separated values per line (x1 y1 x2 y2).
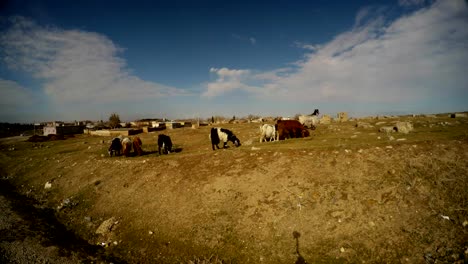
1 115 467 263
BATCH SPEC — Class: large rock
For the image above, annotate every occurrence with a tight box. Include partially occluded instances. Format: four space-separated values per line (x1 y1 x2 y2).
395 122 414 134
379 126 395 133
336 112 348 122
320 115 331 124
96 217 117 235
356 122 373 129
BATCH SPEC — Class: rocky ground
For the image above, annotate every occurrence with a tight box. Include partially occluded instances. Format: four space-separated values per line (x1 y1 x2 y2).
0 115 467 263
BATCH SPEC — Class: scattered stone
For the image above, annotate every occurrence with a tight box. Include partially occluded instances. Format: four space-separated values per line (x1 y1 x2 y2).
440 215 451 221
320 115 331 124
375 121 387 126
350 135 357 139
44 182 52 189
356 122 373 129
98 242 108 247
251 146 260 151
57 198 73 210
386 146 393 149
344 149 351 153
148 231 154 235
412 145 417 148
396 138 407 141
369 221 376 227
340 247 345 253
379 126 395 133
337 112 349 122
84 216 92 222
331 211 344 218
243 139 253 146
389 136 395 141
96 217 117 235
101 154 105 157
395 122 414 134
377 136 381 140
88 146 92 149
358 149 363 153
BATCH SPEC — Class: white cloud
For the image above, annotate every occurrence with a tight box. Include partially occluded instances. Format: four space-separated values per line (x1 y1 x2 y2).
294 41 321 51
0 78 36 107
398 0 427 7
203 67 253 97
0 78 43 122
0 17 188 104
249 37 256 45
204 0 468 111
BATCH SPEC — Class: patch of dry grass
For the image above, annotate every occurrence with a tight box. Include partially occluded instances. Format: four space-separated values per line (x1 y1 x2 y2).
1 116 467 263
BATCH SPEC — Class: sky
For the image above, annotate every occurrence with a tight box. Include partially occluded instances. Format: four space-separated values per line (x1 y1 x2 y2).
0 0 467 123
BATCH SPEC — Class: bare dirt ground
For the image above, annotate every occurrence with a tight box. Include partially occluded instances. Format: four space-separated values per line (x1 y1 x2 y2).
1 115 467 263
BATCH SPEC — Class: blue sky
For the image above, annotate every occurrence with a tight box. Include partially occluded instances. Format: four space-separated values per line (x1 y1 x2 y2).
0 0 467 122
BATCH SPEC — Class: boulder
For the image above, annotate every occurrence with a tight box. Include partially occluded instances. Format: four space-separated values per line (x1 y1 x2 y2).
320 115 331 124
96 217 117 235
356 122 373 129
379 126 395 133
395 122 413 134
336 112 349 122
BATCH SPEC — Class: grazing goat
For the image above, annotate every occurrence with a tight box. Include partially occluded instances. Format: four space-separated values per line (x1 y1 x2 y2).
121 137 132 157
209 128 241 150
276 120 310 140
158 134 173 155
298 109 320 130
108 137 122 157
132 136 143 156
259 124 276 143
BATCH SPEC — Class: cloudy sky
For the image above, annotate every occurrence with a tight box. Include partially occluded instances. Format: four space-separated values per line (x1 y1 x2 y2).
0 0 467 122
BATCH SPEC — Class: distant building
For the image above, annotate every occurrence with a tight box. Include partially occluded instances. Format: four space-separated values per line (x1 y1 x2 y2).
43 121 84 136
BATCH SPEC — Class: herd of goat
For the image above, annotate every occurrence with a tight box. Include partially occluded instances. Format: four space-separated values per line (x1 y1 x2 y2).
108 110 320 156
108 134 173 157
